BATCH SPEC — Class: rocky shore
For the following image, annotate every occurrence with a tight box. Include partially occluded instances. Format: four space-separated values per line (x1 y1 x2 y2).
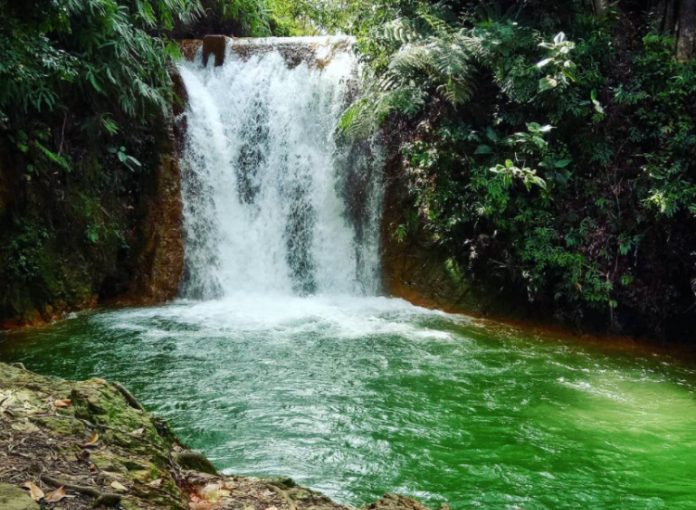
0 363 440 510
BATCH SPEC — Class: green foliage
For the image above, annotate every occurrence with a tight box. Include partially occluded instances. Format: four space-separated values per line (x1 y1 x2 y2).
188 0 273 36
224 0 272 34
0 0 199 122
536 32 576 92
340 10 482 137
2 219 50 284
0 0 205 183
335 0 696 336
0 0 206 320
267 0 419 36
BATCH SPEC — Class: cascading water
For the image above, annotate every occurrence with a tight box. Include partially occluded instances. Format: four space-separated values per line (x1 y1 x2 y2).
177 37 383 299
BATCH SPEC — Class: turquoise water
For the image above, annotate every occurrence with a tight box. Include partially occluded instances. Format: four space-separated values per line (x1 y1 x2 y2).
1 295 695 509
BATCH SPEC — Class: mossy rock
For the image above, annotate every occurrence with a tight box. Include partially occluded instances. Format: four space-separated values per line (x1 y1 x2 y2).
0 483 39 510
172 450 218 475
363 493 439 510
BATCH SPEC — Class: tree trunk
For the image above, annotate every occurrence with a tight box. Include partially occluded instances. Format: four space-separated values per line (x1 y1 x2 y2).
657 0 678 33
676 0 696 60
584 0 608 15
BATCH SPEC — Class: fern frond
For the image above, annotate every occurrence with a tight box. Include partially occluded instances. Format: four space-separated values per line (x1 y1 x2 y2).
382 18 420 44
389 43 436 76
417 11 450 37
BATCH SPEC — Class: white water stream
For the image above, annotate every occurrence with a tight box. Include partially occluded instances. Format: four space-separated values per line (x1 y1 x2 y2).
177 37 382 298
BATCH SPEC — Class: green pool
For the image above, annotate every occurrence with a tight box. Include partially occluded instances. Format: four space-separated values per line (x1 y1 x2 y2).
1 294 695 509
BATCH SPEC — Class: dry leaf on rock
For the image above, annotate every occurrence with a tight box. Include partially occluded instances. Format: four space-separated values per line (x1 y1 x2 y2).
46 486 66 503
82 432 100 447
148 478 163 488
199 483 221 495
23 481 45 501
110 481 128 492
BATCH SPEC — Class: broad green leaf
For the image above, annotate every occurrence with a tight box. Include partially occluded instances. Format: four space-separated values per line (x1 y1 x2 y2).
538 76 558 92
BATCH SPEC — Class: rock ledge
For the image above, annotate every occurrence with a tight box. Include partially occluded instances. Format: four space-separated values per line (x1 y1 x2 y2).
0 363 441 510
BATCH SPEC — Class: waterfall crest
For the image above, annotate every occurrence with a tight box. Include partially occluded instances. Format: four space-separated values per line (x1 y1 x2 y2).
177 37 382 298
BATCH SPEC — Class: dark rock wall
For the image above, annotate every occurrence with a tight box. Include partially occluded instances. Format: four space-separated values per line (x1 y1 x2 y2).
0 103 185 328
119 123 185 306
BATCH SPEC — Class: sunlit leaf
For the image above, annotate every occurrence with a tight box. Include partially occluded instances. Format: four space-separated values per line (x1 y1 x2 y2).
23 481 44 502
46 486 66 503
82 432 100 447
110 481 128 492
538 76 558 92
148 478 163 488
53 399 71 408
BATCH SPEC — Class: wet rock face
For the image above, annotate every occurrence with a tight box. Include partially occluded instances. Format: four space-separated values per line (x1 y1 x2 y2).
110 101 185 308
380 152 475 313
179 39 203 61
0 155 11 224
203 35 229 66
0 109 185 328
124 126 185 305
179 36 355 69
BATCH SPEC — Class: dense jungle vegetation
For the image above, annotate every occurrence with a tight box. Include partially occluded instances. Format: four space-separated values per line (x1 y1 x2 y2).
1 0 695 341
335 0 696 340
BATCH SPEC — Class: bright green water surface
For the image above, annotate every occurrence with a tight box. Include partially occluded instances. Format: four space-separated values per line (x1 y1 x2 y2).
1 295 695 509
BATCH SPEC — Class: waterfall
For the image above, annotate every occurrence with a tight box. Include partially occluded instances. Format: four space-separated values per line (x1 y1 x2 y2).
177 37 383 299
